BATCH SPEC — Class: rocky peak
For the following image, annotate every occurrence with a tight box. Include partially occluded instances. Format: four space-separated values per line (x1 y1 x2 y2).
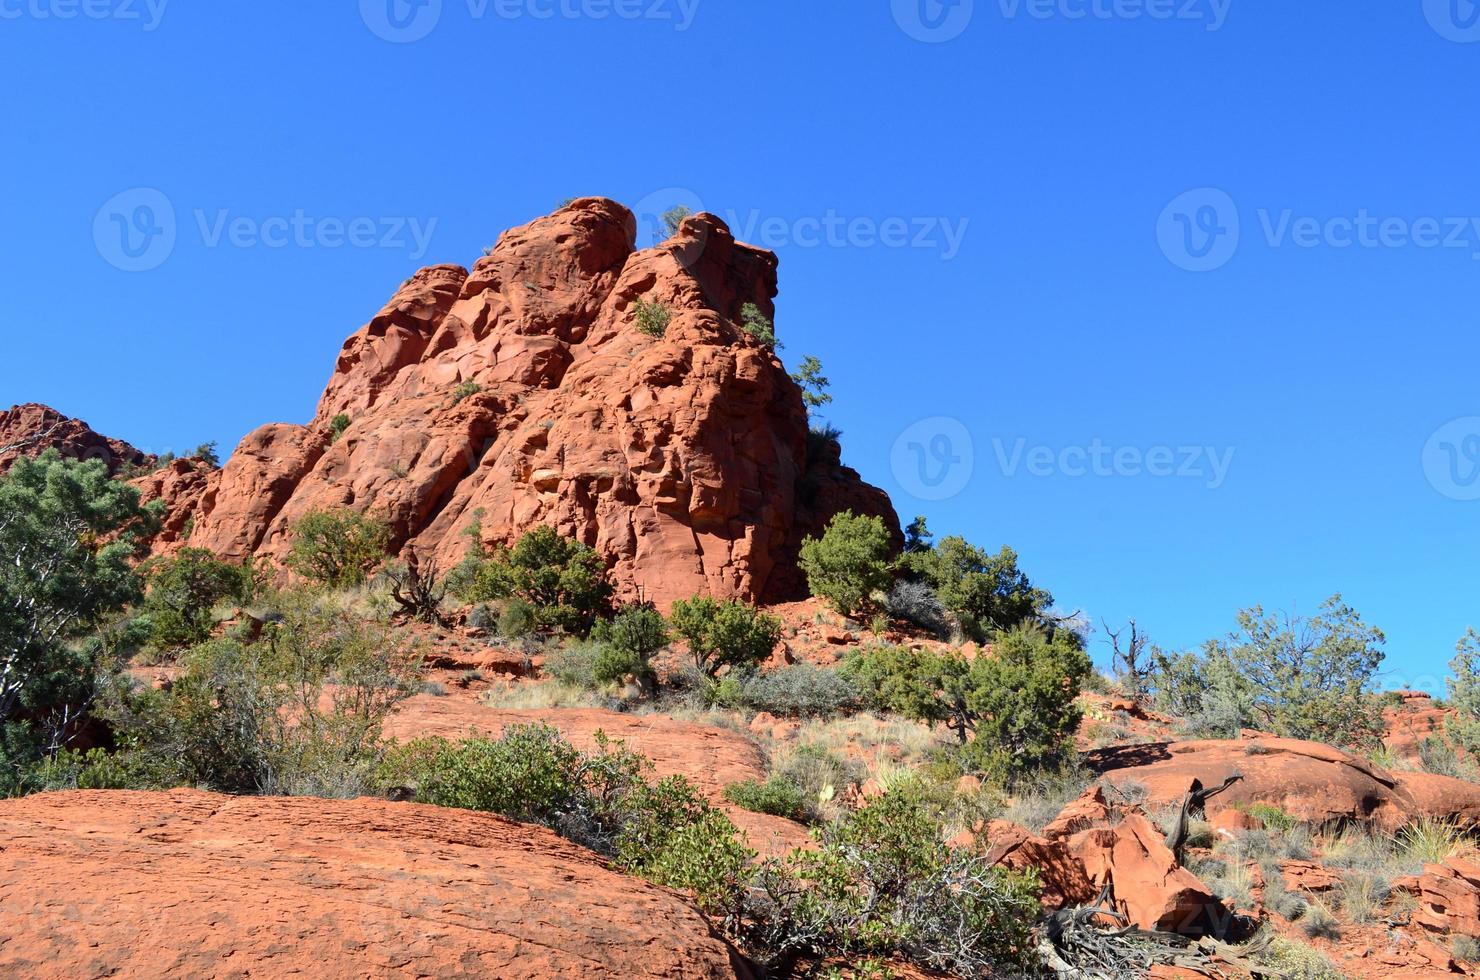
144 198 898 604
0 403 149 475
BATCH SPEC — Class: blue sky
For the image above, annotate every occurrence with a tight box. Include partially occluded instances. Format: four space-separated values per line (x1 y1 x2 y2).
3 0 1478 689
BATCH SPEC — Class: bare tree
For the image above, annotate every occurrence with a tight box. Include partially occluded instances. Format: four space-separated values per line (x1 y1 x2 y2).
1104 618 1152 702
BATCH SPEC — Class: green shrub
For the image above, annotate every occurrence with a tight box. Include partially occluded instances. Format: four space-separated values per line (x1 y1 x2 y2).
399 725 755 916
141 548 251 650
456 526 611 634
724 775 810 821
900 525 1053 643
94 592 423 797
285 508 390 588
633 297 672 338
798 511 896 617
1155 595 1386 749
668 596 782 678
329 413 351 441
590 604 668 687
790 355 832 411
544 640 604 689
497 599 538 640
761 786 1041 975
844 624 1091 784
1261 933 1343 979
1243 802 1298 832
661 205 692 237
451 380 482 404
732 663 862 719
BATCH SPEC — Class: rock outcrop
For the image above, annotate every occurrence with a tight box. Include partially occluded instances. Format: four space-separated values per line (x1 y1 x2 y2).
0 789 752 979
0 403 149 475
141 199 898 604
1091 737 1480 830
1411 857 1480 939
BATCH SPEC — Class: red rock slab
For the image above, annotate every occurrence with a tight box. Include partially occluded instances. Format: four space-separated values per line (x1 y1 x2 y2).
0 789 753 979
1413 856 1480 939
1091 738 1418 830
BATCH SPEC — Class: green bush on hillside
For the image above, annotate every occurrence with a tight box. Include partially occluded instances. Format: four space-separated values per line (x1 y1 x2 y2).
798 511 896 618
285 508 390 588
668 595 782 678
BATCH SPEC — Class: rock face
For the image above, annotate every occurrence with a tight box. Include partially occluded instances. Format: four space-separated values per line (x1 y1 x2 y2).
1063 813 1227 934
1091 737 1480 830
0 789 752 979
145 199 898 605
0 403 149 475
1412 857 1480 939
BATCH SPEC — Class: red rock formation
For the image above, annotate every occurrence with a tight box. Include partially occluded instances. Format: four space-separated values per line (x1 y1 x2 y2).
0 789 753 979
0 402 149 475
147 199 898 605
1091 737 1480 830
1412 857 1480 939
1065 812 1228 934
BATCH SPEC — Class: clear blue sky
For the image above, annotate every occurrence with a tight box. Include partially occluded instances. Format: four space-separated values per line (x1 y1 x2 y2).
3 1 1478 690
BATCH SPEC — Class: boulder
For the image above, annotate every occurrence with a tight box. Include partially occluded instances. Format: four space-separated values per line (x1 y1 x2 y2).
980 820 1098 909
1042 785 1112 840
1412 856 1480 938
1089 737 1475 830
1064 813 1228 935
143 199 898 605
0 789 753 979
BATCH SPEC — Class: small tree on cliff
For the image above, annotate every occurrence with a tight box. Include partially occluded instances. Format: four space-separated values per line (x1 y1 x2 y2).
798 511 896 618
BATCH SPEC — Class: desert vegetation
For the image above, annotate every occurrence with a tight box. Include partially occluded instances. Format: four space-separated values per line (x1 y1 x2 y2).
5 430 1480 980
